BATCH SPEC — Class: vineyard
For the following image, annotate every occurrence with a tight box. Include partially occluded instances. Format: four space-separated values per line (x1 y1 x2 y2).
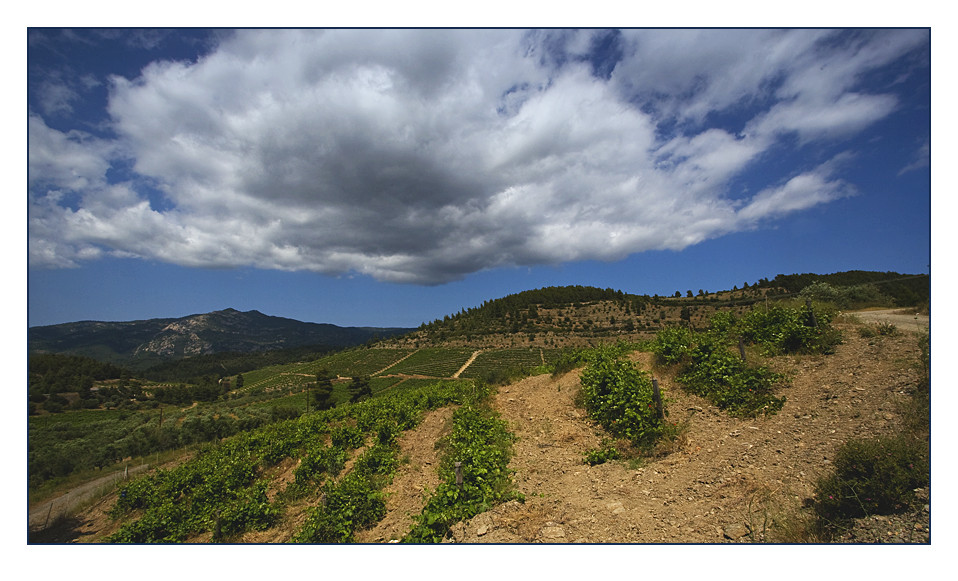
106 379 493 543
28 344 562 498
28 277 930 545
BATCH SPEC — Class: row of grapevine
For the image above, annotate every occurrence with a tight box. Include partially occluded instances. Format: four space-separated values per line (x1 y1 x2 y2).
107 379 485 543
385 347 475 377
458 348 559 379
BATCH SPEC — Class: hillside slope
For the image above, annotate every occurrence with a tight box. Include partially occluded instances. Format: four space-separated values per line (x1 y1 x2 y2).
444 319 929 543
52 314 929 544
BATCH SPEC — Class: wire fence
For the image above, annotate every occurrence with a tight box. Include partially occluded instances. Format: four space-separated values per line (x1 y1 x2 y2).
28 463 150 533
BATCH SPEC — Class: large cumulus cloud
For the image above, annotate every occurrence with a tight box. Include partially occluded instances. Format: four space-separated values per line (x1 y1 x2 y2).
28 28 929 283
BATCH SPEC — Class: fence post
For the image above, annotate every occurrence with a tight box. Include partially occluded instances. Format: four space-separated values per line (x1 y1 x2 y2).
44 502 54 529
455 462 463 489
805 299 818 327
738 338 747 362
651 378 665 421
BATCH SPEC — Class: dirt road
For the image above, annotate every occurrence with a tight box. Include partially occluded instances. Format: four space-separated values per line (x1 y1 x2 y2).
850 309 928 333
29 464 150 533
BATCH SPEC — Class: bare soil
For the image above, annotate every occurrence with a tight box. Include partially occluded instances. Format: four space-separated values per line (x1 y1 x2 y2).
44 315 930 544
445 318 929 544
850 308 930 334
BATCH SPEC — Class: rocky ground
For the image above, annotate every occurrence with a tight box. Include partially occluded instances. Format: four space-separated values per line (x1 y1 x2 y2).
442 317 930 544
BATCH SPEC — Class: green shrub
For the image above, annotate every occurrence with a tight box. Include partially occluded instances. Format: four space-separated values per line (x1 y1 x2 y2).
736 305 840 355
678 337 786 417
550 348 585 377
292 445 347 489
584 440 621 465
579 347 665 449
218 480 276 537
330 424 364 449
814 435 929 523
649 326 694 366
293 472 387 543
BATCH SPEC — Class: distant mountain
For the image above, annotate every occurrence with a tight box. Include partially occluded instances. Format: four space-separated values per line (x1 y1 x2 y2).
28 308 413 367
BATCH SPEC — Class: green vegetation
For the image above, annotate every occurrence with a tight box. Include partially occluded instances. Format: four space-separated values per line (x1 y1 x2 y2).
403 400 518 543
578 344 668 450
584 439 622 466
813 436 929 521
109 379 478 543
808 331 930 538
29 270 927 543
386 347 475 377
460 348 560 384
138 344 337 383
767 271 927 307
650 303 841 417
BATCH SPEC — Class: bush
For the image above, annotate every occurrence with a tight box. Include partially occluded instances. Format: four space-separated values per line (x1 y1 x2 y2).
814 435 929 523
799 281 891 309
584 440 621 465
293 472 387 543
550 348 584 377
678 337 786 417
737 305 841 355
649 326 695 366
579 347 665 449
330 424 364 449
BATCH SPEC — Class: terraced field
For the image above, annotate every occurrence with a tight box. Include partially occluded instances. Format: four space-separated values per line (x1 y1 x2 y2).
384 347 476 377
458 348 560 379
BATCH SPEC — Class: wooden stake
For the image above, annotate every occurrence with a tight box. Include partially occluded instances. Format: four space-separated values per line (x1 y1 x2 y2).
455 462 463 489
806 299 818 327
651 378 665 420
738 338 747 362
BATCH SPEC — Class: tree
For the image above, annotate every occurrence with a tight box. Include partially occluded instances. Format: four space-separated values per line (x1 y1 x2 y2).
314 380 334 410
235 374 245 389
349 375 372 403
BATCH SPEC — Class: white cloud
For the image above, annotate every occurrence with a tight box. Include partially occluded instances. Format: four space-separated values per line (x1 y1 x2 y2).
899 139 930 176
28 115 112 192
28 29 927 283
737 167 856 223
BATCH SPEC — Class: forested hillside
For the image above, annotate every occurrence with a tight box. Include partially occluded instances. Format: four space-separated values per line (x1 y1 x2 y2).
395 271 927 348
29 308 412 370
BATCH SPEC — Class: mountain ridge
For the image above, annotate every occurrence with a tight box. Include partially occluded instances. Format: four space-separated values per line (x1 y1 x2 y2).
28 308 413 368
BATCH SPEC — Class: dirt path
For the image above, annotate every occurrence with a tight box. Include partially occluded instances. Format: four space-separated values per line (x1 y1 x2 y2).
446 323 928 543
851 309 929 333
452 350 483 378
354 406 455 542
28 464 152 534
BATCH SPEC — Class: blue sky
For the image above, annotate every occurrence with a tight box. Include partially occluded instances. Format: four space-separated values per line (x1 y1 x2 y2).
26 28 931 329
